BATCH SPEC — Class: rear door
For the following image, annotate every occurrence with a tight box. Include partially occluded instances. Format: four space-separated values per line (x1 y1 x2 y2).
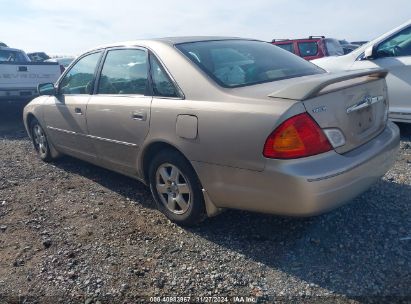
43 51 103 160
349 25 411 122
86 48 152 175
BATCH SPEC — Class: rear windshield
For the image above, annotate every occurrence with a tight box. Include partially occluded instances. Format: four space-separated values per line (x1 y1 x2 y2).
176 40 324 88
0 50 29 63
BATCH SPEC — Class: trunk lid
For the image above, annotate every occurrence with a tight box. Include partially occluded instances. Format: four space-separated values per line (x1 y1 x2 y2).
268 68 389 154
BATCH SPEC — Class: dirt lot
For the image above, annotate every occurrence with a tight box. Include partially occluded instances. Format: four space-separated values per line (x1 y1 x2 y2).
0 103 410 304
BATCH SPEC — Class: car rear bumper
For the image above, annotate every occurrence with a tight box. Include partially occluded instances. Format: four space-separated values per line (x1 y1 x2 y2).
389 111 411 123
193 121 400 216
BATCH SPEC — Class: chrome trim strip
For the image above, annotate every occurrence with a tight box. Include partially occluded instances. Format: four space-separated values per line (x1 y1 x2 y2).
86 134 138 147
47 126 76 135
346 95 384 114
47 126 138 147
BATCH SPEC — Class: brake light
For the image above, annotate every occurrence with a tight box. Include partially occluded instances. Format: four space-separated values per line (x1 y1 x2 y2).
263 113 332 159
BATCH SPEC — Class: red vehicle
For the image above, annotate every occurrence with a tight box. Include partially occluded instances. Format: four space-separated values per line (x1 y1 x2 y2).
272 36 344 60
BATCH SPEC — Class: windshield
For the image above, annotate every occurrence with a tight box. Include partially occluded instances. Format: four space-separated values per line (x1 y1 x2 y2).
176 40 324 88
0 50 29 63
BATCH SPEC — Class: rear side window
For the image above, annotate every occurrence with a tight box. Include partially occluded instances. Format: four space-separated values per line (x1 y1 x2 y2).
176 40 324 88
276 43 294 53
0 50 28 63
298 42 318 57
59 52 102 94
98 49 148 95
149 55 179 97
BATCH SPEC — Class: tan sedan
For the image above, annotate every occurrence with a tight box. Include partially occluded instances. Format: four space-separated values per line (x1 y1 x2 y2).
24 37 399 225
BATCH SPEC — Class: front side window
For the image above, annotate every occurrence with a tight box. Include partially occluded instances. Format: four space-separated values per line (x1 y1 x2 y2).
176 40 324 88
98 49 148 95
376 26 411 57
276 43 295 53
59 52 102 94
298 42 319 57
149 55 179 97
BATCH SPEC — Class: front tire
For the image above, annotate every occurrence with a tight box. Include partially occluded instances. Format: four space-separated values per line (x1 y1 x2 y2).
30 118 53 162
148 149 206 226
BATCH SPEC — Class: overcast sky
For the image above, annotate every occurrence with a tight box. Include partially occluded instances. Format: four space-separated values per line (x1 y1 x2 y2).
1 0 410 55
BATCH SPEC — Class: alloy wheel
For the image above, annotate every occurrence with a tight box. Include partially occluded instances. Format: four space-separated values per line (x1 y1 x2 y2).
155 163 192 215
32 124 48 158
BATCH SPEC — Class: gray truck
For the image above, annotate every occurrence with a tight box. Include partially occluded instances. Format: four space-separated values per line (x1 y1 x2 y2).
0 45 61 102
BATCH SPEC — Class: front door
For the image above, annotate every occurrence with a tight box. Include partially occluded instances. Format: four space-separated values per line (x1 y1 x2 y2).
86 48 152 175
43 51 103 160
350 25 411 122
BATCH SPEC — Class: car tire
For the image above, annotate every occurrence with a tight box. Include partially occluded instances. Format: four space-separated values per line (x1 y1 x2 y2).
149 149 206 226
30 118 53 162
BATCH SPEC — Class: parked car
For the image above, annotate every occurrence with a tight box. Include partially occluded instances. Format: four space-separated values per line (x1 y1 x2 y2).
0 42 7 47
0 46 61 102
351 41 369 46
272 36 344 60
24 37 399 225
312 20 411 123
338 40 359 54
45 56 76 73
45 57 75 68
27 52 50 62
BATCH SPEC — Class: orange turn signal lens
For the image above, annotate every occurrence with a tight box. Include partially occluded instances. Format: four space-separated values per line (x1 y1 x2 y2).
272 124 305 152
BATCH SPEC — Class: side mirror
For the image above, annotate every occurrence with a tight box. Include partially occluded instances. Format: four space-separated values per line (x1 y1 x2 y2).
38 83 56 96
363 45 375 60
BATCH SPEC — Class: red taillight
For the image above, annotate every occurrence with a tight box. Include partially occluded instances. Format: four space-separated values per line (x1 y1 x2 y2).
263 113 332 159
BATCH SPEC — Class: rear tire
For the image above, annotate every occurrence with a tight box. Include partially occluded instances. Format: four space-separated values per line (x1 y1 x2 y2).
30 118 53 162
148 149 206 226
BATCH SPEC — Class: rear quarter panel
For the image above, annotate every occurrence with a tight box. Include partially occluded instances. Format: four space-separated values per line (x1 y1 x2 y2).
144 96 304 172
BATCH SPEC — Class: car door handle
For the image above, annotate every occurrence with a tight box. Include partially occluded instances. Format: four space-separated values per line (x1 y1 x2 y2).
74 107 83 115
131 111 147 121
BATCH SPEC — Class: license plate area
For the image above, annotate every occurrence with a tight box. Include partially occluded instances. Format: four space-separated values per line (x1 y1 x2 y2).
352 106 374 134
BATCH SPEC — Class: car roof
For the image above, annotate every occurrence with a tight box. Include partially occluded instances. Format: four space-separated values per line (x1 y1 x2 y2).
87 36 261 52
273 37 326 43
0 46 25 52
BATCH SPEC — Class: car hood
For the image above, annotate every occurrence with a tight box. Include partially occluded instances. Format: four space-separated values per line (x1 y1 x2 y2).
311 55 354 72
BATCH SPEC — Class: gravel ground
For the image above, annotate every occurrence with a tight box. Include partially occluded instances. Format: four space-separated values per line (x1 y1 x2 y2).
0 103 410 304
